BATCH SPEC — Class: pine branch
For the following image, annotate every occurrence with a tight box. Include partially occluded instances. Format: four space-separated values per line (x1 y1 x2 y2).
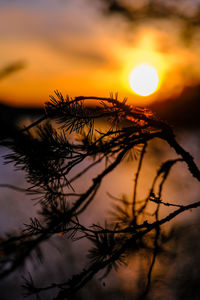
0 92 200 299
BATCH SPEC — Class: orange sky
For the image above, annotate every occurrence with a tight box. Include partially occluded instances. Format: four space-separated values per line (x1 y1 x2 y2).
1 0 200 106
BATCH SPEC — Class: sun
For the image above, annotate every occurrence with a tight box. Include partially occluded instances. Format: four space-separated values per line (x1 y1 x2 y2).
129 63 159 96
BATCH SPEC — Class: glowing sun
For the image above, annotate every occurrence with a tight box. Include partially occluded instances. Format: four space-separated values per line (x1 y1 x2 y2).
129 64 159 96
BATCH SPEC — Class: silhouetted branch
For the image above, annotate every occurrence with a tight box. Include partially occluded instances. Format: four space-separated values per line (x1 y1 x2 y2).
132 143 147 222
0 183 28 193
0 93 199 299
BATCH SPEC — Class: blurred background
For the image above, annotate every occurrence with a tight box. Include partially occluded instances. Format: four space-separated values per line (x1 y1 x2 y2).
1 0 200 299
1 0 200 107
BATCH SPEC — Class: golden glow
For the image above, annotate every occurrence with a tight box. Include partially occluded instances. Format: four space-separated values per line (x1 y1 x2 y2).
0 6 199 106
129 64 159 96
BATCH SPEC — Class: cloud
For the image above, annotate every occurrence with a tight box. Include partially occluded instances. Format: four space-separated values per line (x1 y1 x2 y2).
0 0 122 66
1 0 200 105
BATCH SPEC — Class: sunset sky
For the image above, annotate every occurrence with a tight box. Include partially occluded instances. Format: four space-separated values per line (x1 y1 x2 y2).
1 0 200 106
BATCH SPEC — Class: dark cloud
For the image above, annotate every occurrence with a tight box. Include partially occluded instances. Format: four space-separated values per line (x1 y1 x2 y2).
0 62 26 81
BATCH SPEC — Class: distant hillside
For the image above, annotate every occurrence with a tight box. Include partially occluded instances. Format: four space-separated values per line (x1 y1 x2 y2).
0 102 43 139
0 85 200 140
150 85 200 129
